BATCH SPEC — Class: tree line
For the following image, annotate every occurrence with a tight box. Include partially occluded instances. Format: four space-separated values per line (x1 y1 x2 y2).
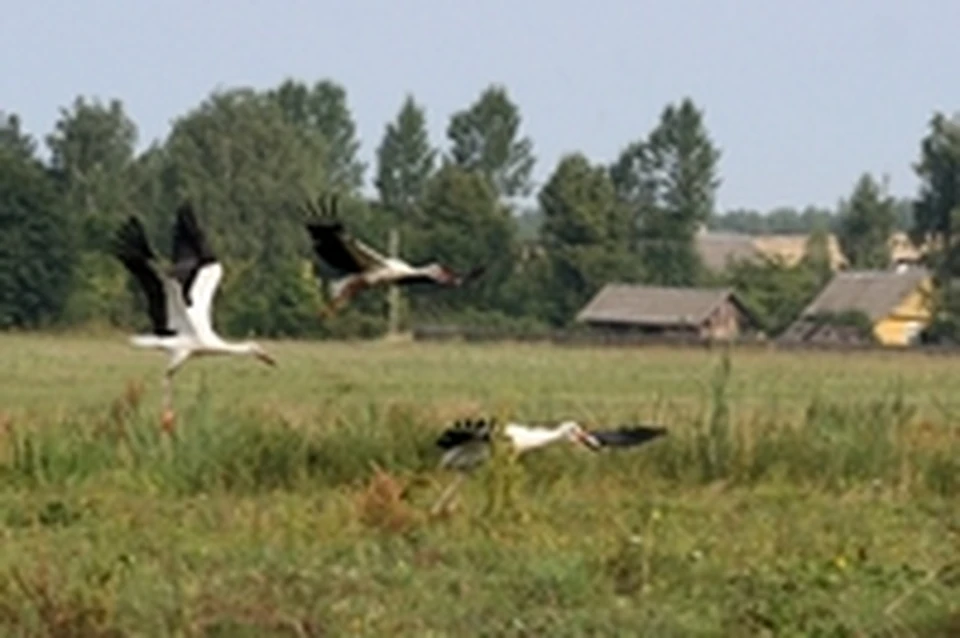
1 79 958 340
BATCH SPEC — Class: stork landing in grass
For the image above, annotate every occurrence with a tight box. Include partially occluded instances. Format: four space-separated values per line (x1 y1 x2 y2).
429 418 667 516
301 193 485 317
111 203 277 430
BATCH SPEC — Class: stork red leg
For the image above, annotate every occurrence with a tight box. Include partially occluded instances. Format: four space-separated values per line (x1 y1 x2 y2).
161 372 176 433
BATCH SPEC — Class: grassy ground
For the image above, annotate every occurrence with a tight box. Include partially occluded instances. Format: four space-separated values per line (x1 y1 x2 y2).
0 333 957 636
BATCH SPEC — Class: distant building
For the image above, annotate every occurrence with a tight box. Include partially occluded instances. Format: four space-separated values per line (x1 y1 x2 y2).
780 269 932 346
575 283 761 341
751 233 848 271
888 231 925 268
695 227 848 272
695 231 764 272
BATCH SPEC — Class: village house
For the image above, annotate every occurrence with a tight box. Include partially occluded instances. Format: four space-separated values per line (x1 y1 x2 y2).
695 228 848 273
779 268 933 346
575 283 762 341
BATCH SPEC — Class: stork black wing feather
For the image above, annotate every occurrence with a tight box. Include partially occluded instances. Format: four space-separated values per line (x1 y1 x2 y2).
110 216 173 337
170 202 217 305
305 221 367 275
435 418 494 449
588 425 668 448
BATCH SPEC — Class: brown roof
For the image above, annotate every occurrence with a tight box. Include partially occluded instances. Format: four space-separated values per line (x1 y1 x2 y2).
575 284 746 326
696 232 763 271
752 233 848 270
796 268 930 322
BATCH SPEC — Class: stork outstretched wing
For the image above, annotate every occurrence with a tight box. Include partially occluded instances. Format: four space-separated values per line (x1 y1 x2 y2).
168 202 222 334
303 194 388 276
111 215 193 337
586 424 668 448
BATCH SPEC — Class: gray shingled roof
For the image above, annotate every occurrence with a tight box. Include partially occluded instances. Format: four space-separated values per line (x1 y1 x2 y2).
696 232 763 271
575 284 744 326
797 268 930 322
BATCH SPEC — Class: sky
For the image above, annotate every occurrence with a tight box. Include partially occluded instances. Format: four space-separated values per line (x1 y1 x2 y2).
2 1 959 213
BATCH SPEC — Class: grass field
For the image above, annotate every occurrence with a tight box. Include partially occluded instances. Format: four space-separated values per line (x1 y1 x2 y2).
0 333 958 636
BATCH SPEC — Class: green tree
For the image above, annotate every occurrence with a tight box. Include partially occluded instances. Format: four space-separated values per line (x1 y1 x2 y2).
539 153 639 324
0 129 75 328
710 206 837 235
411 164 515 314
163 88 328 336
802 227 835 286
911 112 960 341
611 98 721 286
46 96 138 250
836 173 895 269
270 79 365 191
726 257 822 336
375 95 436 215
44 97 140 325
0 112 36 159
447 85 535 198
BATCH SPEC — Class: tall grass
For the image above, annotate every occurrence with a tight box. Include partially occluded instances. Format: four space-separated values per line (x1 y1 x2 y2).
0 339 957 635
1 356 958 499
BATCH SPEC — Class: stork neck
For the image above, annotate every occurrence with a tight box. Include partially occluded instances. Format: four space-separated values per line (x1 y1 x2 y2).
218 340 257 355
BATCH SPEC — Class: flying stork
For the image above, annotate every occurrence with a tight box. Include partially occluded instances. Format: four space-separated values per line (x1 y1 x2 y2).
111 203 277 429
430 417 667 515
301 193 485 317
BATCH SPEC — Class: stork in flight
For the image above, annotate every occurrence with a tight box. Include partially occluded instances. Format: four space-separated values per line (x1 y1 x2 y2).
430 417 667 515
111 203 277 428
301 193 485 317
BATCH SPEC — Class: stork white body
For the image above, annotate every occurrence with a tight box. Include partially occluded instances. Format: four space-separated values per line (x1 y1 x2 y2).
302 194 484 316
431 417 668 514
112 204 276 425
502 421 591 453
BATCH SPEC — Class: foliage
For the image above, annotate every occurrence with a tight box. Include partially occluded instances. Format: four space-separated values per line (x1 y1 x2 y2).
539 153 640 324
0 81 951 337
611 98 721 286
46 96 139 252
446 84 535 198
801 226 835 285
0 146 75 328
837 173 896 269
725 256 823 336
710 205 839 235
911 113 960 340
804 309 877 343
375 95 436 215
0 111 36 159
160 88 330 336
409 164 515 314
269 78 366 191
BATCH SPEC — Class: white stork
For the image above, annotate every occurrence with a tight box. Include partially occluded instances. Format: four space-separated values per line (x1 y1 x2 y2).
430 417 667 514
301 193 485 316
111 203 277 428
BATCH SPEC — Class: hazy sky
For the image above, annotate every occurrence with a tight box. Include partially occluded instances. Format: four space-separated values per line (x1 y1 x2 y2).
3 1 958 212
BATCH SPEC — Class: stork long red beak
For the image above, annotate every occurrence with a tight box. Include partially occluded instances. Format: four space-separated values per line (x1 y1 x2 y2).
573 429 602 451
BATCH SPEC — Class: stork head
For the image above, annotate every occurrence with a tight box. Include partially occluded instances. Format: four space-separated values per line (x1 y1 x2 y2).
558 420 602 451
423 263 460 285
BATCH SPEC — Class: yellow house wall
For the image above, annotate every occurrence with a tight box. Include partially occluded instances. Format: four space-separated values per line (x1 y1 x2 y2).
872 282 933 346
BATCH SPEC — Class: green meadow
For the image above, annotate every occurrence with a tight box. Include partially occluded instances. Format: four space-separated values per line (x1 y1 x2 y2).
0 333 957 636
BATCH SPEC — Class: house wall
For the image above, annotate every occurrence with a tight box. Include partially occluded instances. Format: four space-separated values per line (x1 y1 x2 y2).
700 300 743 340
872 281 933 346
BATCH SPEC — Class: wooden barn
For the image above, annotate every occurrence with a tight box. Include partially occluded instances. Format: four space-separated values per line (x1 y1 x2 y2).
780 268 932 346
575 284 761 341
